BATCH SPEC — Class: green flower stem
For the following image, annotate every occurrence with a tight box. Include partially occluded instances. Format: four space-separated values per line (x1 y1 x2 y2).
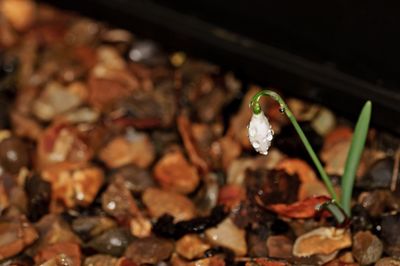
250 90 338 202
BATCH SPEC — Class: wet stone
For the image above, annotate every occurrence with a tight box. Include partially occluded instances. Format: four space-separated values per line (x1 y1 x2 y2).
87 228 133 257
101 177 139 221
124 236 174 265
352 231 383 265
38 254 75 266
34 242 81 266
0 136 29 174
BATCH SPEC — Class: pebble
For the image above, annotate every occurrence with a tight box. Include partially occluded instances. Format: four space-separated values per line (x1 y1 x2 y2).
292 227 351 257
266 235 293 259
72 216 116 241
99 132 155 169
124 236 174 264
205 218 247 256
101 178 139 221
34 242 81 266
176 234 210 260
0 215 38 260
142 187 196 222
154 151 200 194
376 257 400 266
352 231 383 265
0 136 29 174
87 228 133 257
0 0 36 31
110 165 154 193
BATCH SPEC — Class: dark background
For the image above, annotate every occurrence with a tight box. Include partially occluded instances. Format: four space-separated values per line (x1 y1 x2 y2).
43 0 400 133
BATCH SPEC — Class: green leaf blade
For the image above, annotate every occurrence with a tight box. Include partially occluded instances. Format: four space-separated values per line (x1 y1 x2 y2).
341 101 372 215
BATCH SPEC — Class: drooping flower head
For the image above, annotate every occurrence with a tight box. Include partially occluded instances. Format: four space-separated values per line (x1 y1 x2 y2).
247 111 273 155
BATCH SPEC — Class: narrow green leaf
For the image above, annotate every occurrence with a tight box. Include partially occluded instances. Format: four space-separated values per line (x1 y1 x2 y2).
341 101 372 215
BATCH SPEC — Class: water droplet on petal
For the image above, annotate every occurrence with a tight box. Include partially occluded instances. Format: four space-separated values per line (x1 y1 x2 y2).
253 141 260 148
267 134 273 141
249 128 256 137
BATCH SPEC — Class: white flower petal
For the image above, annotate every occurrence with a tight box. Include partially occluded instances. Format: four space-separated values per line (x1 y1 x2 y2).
247 112 274 155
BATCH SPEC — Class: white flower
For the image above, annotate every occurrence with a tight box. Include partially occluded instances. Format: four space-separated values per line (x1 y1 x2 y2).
247 112 274 155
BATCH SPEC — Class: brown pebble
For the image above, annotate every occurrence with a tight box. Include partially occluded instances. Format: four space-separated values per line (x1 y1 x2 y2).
266 235 293 259
142 187 196 222
154 151 200 194
205 218 247 256
0 215 38 260
102 177 139 221
352 231 383 265
176 234 210 260
34 242 81 266
99 133 155 169
376 257 400 266
124 236 174 265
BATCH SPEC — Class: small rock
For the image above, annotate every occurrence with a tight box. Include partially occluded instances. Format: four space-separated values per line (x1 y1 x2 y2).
34 242 81 266
101 177 139 221
124 236 174 264
245 169 300 205
60 107 100 124
99 131 155 169
84 255 117 266
266 235 293 259
292 227 352 257
218 184 246 209
154 151 200 194
352 231 383 265
358 190 399 217
30 214 81 255
42 165 104 210
187 257 226 266
0 215 38 260
39 254 74 266
0 0 36 31
376 257 400 266
205 218 247 256
37 124 92 169
0 136 30 174
32 81 85 121
130 216 152 238
110 165 154 193
87 228 133 257
142 187 196 222
72 216 116 241
311 108 336 136
210 136 242 170
176 234 211 260
358 158 399 190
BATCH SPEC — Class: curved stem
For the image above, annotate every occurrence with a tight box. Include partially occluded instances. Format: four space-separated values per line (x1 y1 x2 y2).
250 90 338 202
